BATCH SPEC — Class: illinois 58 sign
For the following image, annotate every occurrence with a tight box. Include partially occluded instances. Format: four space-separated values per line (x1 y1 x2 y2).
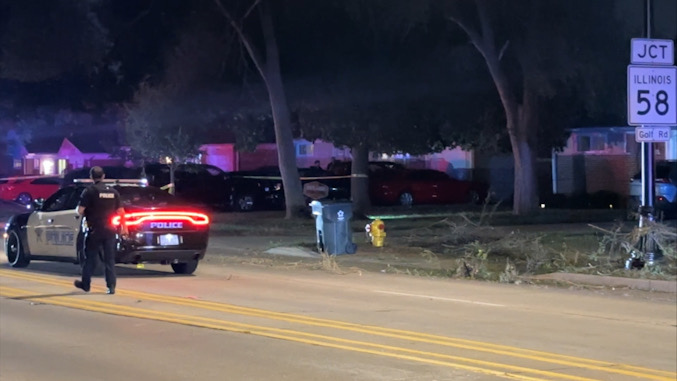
627 65 677 126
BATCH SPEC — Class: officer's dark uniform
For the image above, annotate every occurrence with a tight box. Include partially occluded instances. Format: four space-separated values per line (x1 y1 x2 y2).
77 181 121 293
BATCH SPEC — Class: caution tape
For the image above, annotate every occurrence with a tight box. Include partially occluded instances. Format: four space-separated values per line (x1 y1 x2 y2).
73 179 148 185
0 174 65 182
235 174 368 181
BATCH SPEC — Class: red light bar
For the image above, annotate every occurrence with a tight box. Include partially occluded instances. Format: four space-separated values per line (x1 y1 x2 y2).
111 211 210 226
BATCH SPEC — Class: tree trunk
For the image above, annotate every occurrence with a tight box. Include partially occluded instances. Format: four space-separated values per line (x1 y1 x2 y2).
511 87 539 215
449 1 540 216
477 40 539 215
350 143 371 218
506 119 539 215
259 1 306 219
482 56 536 215
169 160 176 195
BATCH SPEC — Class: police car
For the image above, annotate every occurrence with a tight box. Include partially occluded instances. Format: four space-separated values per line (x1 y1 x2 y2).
3 179 211 275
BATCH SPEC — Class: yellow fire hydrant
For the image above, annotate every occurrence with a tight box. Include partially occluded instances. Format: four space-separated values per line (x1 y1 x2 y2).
369 219 386 247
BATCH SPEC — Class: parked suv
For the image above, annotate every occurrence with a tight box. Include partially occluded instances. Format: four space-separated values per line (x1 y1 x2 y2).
628 160 677 219
62 164 284 211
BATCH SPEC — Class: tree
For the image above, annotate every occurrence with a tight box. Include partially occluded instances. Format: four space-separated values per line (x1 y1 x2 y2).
446 0 627 215
0 0 110 82
213 0 306 219
125 84 210 192
124 7 233 192
125 1 280 193
286 0 452 216
295 68 450 216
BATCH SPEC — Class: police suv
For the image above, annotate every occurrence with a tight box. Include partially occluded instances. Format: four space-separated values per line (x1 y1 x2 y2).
4 179 211 275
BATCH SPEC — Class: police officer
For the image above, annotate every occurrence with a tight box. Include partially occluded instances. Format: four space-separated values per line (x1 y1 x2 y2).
74 166 127 294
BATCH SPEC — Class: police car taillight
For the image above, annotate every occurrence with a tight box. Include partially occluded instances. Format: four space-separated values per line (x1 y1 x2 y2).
111 211 210 227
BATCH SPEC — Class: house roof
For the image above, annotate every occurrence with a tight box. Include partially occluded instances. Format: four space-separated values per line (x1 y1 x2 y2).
66 132 115 153
24 136 63 154
24 130 119 154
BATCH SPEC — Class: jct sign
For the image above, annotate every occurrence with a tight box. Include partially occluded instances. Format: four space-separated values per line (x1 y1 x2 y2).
627 65 677 126
627 38 676 126
631 38 674 65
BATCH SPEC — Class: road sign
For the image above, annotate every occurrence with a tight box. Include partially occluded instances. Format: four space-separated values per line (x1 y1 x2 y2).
303 181 329 200
634 126 671 142
631 38 674 65
627 65 677 126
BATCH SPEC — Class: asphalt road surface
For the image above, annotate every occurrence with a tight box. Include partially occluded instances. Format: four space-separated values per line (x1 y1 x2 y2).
1 249 675 380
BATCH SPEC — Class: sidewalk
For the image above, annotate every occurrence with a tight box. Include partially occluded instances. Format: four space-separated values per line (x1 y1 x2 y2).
206 234 677 294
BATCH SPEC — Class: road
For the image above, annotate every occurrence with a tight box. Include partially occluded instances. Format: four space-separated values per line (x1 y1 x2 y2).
0 249 676 380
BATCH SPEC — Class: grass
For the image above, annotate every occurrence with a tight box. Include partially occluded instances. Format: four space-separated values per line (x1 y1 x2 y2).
207 206 676 282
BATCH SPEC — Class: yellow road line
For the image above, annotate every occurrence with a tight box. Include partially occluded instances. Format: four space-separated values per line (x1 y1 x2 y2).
1 269 675 381
0 286 558 381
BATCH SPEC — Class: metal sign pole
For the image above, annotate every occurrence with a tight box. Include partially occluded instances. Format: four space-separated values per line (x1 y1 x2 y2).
627 1 675 268
639 0 656 265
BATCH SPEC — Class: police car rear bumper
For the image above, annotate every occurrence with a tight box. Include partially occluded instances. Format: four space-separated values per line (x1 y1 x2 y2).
116 234 208 264
115 248 206 265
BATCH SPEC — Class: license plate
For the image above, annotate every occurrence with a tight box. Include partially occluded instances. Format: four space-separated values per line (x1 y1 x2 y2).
159 234 179 246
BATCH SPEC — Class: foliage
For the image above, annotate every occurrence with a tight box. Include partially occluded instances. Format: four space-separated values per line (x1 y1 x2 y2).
213 0 309 219
0 0 111 82
293 67 451 155
443 0 630 214
125 83 211 163
1 127 30 159
124 3 272 164
590 221 677 277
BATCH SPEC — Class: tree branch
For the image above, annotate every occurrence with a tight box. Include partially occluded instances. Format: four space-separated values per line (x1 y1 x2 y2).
447 14 483 51
242 0 262 20
447 0 498 60
498 40 510 61
213 0 267 82
475 0 495 53
448 0 519 131
258 0 278 74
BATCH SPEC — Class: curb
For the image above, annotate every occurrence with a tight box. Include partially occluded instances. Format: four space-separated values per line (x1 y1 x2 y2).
530 273 677 293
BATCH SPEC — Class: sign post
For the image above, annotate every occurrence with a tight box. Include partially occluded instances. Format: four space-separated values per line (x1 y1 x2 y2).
625 0 675 267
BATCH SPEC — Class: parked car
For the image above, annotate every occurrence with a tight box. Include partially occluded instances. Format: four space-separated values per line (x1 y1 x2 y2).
242 165 353 204
143 163 234 208
628 160 677 219
4 179 211 275
370 168 489 206
62 166 144 186
0 176 62 205
63 164 287 212
222 167 285 211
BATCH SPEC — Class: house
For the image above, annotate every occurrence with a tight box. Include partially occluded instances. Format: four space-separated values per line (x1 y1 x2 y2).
199 139 353 172
199 138 478 176
20 134 126 176
552 126 677 202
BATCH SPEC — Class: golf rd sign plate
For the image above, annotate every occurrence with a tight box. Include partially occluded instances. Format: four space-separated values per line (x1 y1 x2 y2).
627 65 677 126
634 126 671 142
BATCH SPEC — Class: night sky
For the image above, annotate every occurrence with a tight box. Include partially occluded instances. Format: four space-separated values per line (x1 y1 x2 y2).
0 0 675 149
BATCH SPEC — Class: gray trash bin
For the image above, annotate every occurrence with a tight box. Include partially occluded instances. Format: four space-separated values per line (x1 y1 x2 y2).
309 200 357 255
